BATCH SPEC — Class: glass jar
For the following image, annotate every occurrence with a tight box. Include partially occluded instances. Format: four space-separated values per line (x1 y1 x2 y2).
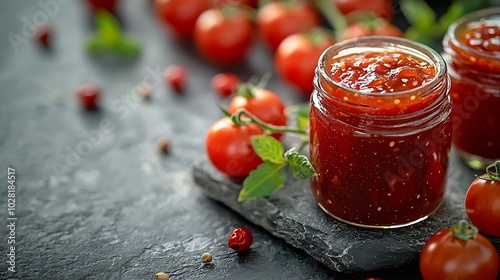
442 8 500 170
309 37 452 228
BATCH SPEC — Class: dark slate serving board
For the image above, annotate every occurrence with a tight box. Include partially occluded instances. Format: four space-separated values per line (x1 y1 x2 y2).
192 150 500 273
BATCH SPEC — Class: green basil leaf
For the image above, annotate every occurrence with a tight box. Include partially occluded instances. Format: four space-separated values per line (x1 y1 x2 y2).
95 11 121 47
239 162 287 201
400 0 436 33
86 36 105 54
114 37 141 57
251 135 285 164
285 148 316 179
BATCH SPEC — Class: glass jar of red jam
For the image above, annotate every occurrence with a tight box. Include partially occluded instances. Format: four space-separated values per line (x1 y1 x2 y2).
310 37 452 228
442 8 500 170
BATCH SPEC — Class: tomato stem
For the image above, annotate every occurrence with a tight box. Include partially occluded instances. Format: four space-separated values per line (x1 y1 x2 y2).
233 108 309 135
485 160 500 181
314 0 347 41
451 220 478 241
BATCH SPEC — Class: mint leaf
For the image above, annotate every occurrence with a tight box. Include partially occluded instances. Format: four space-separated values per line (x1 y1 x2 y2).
285 148 316 179
95 11 121 47
400 0 436 33
239 162 287 201
251 135 285 164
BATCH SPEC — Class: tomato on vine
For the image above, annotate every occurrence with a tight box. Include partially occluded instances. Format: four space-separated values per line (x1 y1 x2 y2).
275 29 334 95
206 117 263 177
228 80 287 139
420 220 499 280
155 0 209 38
256 1 320 51
340 18 403 41
465 160 500 237
194 7 254 65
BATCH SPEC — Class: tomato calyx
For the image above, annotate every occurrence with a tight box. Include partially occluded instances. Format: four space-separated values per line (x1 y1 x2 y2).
234 72 272 99
451 220 479 241
480 160 500 181
306 27 335 46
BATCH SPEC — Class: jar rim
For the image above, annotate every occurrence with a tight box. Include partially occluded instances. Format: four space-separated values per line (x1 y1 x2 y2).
446 7 500 60
317 36 446 98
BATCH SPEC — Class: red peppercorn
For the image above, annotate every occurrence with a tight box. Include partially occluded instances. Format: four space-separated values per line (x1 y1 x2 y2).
227 227 253 252
35 25 51 48
164 65 188 92
211 73 240 97
76 83 100 109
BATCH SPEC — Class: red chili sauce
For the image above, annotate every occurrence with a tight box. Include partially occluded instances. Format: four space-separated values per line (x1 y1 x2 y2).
310 51 452 226
448 22 500 162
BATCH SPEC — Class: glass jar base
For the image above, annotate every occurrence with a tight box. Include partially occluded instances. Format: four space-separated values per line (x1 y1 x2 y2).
456 149 499 170
318 203 434 229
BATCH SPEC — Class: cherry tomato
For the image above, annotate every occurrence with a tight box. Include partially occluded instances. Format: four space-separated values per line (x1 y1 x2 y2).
211 73 240 97
227 227 253 252
76 83 100 109
155 0 210 38
194 8 254 65
465 161 500 237
420 220 499 280
275 31 334 95
334 0 392 20
163 65 188 92
206 118 263 177
228 86 287 139
340 19 403 41
256 2 320 51
85 0 118 12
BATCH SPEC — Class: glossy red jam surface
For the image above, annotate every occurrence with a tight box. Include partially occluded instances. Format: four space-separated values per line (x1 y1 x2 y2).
445 20 500 162
310 50 452 227
330 52 434 93
459 22 500 54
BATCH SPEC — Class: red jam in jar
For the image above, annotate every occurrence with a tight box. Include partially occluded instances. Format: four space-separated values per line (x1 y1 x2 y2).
443 8 500 169
310 37 452 228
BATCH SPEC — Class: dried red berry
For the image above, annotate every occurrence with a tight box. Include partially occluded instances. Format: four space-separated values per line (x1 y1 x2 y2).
164 65 188 92
227 227 253 252
35 25 51 48
76 83 100 109
211 73 240 97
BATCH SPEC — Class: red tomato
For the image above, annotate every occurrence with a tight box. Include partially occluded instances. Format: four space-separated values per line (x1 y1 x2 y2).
256 2 320 51
155 0 209 38
212 0 257 8
275 31 334 95
340 19 403 41
206 118 263 177
163 65 188 92
211 73 240 97
76 83 100 109
334 0 393 20
85 0 118 12
194 8 254 65
228 87 287 139
465 161 500 237
420 221 499 280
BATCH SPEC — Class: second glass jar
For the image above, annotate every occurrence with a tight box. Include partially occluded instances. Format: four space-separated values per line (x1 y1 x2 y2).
309 37 453 228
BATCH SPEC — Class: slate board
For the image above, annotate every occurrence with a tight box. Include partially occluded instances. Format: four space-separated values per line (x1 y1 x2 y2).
192 150 500 273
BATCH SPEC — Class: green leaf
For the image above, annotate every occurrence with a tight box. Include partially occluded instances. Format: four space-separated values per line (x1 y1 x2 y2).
86 36 105 54
251 135 285 164
285 148 316 179
114 37 141 57
404 27 434 46
400 0 436 33
95 11 122 47
239 162 287 201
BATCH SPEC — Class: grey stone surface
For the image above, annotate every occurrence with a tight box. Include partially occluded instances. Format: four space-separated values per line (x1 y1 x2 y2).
193 150 500 273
